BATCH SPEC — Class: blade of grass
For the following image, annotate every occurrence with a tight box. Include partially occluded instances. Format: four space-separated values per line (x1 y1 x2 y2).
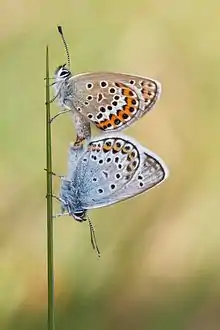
45 45 55 330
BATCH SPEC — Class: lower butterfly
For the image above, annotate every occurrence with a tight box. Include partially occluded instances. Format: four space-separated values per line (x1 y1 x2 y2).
51 26 162 146
51 133 169 256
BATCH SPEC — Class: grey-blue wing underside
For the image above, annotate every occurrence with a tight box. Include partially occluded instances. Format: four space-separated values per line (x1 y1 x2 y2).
70 134 168 210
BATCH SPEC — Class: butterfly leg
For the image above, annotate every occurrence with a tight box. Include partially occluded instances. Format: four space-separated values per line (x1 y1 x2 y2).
50 109 71 123
45 193 60 201
45 193 69 206
52 212 69 219
44 168 64 179
45 194 70 218
45 92 59 105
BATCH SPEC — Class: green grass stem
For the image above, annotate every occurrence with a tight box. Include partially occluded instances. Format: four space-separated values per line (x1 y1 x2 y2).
45 45 55 330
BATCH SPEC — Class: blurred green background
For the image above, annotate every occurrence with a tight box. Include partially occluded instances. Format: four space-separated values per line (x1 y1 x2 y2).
1 0 220 329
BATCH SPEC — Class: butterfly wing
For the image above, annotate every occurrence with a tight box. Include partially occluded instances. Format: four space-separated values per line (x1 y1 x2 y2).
69 72 161 132
72 134 168 210
102 147 169 204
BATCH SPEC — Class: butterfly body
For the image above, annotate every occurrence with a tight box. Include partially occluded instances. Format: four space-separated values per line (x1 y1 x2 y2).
58 133 168 222
54 65 91 144
54 65 73 110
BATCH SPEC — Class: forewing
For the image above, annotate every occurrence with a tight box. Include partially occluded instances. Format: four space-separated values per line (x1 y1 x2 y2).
72 134 143 209
70 72 161 132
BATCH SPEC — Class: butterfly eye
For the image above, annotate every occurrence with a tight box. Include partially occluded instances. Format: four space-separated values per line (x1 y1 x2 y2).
73 210 85 221
59 69 70 78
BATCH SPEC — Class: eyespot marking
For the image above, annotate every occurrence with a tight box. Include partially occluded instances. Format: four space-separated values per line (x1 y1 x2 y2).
109 87 116 94
97 93 104 102
132 160 137 167
131 99 137 105
100 106 106 112
112 101 118 107
97 113 103 120
126 164 133 172
114 118 121 125
86 82 93 89
102 171 109 178
100 81 108 88
87 113 93 119
122 113 129 119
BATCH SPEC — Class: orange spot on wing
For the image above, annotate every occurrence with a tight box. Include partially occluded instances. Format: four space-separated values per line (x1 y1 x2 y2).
103 145 112 152
113 146 121 152
117 110 126 122
122 147 131 155
95 90 139 129
96 115 118 129
96 121 107 129
122 87 134 97
120 97 138 119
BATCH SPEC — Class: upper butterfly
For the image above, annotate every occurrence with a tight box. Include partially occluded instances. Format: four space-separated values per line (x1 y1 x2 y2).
53 26 161 136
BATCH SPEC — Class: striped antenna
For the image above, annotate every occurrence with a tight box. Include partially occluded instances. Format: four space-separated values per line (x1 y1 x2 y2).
57 25 71 68
88 216 101 257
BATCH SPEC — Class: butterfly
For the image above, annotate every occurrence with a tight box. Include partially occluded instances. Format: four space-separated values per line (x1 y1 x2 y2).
52 133 169 255
51 26 162 146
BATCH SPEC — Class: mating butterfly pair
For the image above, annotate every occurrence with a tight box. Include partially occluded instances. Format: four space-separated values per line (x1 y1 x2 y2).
50 26 168 255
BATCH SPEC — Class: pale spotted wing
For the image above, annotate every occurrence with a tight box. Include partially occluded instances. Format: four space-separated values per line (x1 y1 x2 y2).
70 133 168 210
70 72 161 132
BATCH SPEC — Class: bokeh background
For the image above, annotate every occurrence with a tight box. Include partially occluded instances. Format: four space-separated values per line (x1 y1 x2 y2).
1 0 220 329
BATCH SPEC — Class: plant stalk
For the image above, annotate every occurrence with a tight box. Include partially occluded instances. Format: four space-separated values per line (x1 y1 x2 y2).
45 45 55 330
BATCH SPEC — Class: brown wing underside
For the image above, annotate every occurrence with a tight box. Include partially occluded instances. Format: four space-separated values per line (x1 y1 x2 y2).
71 72 161 132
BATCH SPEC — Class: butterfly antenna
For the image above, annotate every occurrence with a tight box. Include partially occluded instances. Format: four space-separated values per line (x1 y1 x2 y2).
88 216 101 258
57 25 71 68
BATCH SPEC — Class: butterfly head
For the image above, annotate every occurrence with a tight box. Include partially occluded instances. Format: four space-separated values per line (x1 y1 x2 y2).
54 64 72 81
55 26 72 82
60 180 87 222
72 210 87 222
61 198 87 222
